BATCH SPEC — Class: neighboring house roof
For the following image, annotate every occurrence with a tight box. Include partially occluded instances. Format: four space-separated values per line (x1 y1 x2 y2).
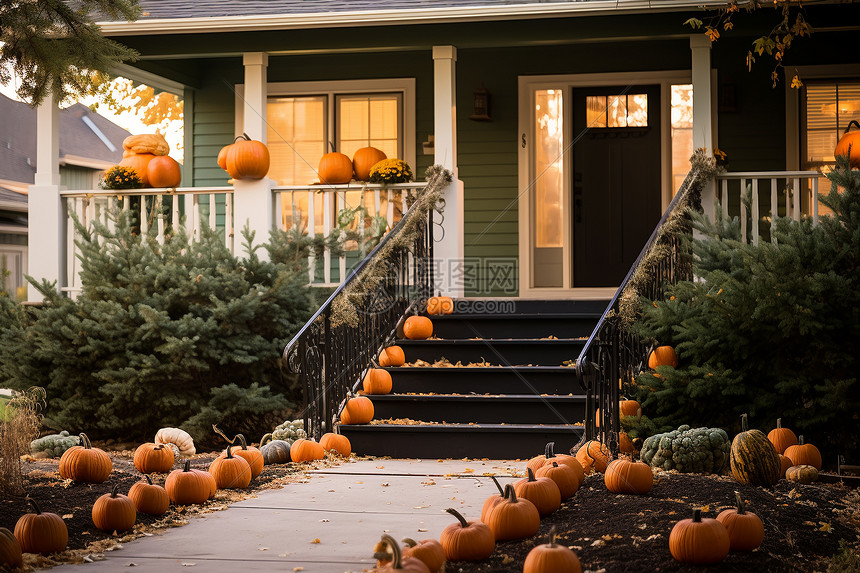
100 0 729 34
0 93 131 189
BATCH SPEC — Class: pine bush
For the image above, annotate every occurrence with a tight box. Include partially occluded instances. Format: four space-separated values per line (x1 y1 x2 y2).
0 210 318 447
633 156 859 462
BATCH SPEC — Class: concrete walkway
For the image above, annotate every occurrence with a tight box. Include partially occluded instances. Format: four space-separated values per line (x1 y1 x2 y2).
52 459 527 573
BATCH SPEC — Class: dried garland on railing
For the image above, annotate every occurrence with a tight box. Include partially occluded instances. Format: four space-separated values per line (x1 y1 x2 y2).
615 148 724 327
329 165 452 329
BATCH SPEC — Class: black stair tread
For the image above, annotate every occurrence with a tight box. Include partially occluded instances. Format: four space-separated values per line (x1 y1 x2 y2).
385 366 577 372
426 312 602 320
397 338 586 344
367 393 586 401
340 422 585 431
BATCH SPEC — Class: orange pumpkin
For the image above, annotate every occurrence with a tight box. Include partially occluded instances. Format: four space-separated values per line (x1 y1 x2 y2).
648 345 679 369
128 475 170 516
514 467 561 517
319 152 353 184
378 345 406 367
363 368 393 394
222 134 270 180
540 442 585 486
165 460 211 505
779 454 793 478
119 152 156 187
535 461 579 500
523 527 582 573
319 432 351 457
604 457 653 494
485 484 540 542
403 316 433 340
0 527 22 569
14 498 68 555
290 438 325 463
575 440 610 474
669 508 730 564
834 120 860 169
402 538 446 573
373 534 430 573
133 442 174 474
716 491 764 552
767 418 798 454
352 147 387 181
784 436 822 470
208 447 252 489
222 435 265 479
440 508 495 562
427 296 454 315
480 476 509 523
58 433 112 483
147 155 182 188
92 484 136 533
340 394 374 425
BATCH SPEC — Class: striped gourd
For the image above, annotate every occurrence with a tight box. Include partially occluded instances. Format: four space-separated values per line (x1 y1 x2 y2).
730 414 781 486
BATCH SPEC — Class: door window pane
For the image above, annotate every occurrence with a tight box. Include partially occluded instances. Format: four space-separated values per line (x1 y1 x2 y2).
671 84 694 195
534 89 564 249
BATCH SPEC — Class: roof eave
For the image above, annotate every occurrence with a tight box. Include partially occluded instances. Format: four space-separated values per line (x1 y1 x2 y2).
98 1 729 36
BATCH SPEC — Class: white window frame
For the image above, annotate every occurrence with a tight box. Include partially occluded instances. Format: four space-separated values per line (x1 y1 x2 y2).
517 70 712 298
236 78 416 170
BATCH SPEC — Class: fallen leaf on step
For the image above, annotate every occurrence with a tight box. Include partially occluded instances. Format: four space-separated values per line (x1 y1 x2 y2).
311 539 321 544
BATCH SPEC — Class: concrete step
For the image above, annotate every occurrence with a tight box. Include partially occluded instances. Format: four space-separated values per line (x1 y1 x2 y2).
387 366 581 395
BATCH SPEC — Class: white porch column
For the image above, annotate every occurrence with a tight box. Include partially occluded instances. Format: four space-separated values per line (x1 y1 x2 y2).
432 45 464 297
28 92 65 301
691 35 716 222
233 52 273 259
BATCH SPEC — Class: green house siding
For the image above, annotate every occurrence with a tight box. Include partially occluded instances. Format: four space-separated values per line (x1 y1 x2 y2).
60 166 98 190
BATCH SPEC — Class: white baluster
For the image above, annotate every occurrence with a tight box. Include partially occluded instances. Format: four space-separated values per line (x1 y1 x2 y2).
751 178 759 246
172 193 180 231
740 179 747 244
323 189 332 285
770 178 778 244
225 192 234 253
139 194 148 237
157 195 165 244
793 178 801 221
192 194 200 240
721 179 728 220
307 189 315 284
812 176 819 225
338 190 347 282
386 188 395 229
209 193 217 231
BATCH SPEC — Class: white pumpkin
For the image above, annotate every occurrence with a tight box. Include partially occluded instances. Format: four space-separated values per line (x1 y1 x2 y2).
154 427 196 456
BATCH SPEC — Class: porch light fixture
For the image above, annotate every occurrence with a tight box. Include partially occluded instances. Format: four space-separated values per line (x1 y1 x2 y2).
469 84 492 121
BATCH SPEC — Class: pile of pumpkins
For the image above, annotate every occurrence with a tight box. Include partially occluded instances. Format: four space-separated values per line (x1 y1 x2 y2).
317 146 388 185
0 425 355 566
117 133 182 188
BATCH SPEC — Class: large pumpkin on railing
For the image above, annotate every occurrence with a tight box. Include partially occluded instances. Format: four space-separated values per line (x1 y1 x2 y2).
834 120 860 169
319 152 353 185
352 147 387 181
219 133 270 180
118 133 173 188
147 155 182 188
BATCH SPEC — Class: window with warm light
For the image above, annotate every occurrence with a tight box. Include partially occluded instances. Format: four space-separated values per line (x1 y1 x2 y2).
267 90 404 234
671 84 694 195
803 80 860 169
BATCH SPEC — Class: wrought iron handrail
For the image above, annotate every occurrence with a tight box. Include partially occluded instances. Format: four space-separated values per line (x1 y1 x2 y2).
574 165 707 455
283 167 449 439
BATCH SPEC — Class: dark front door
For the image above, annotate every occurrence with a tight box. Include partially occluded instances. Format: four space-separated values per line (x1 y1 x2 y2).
572 85 662 287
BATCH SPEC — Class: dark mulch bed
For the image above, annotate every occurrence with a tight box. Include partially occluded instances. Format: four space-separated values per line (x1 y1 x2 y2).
0 446 308 568
447 472 860 573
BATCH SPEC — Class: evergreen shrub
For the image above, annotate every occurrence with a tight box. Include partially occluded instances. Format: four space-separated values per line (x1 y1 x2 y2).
0 210 317 447
633 156 859 462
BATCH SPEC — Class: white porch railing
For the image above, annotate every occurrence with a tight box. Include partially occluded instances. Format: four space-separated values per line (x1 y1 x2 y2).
60 187 234 294
272 182 428 287
714 171 821 244
60 182 429 294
